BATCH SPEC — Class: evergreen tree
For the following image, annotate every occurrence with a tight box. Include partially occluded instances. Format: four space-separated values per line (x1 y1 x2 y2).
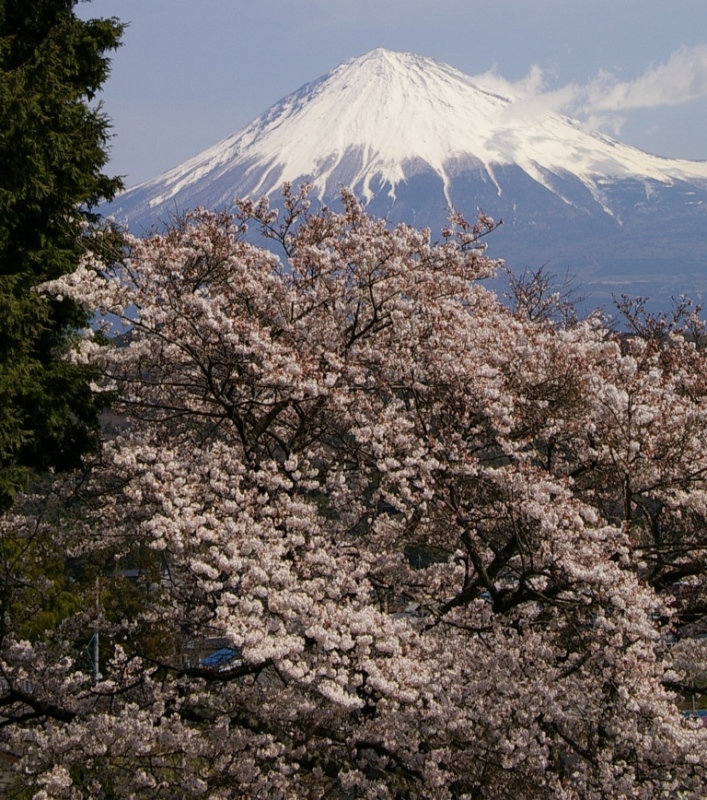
0 0 123 508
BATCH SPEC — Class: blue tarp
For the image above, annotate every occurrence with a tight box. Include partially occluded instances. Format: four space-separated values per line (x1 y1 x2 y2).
199 647 240 668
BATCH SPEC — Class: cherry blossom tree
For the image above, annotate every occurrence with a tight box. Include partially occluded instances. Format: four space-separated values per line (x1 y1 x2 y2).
1 187 706 798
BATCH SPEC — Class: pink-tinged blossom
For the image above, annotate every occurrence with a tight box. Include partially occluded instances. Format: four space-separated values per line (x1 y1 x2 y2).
2 189 705 797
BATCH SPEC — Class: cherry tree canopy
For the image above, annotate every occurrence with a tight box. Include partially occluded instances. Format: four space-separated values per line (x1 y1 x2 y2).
1 188 706 798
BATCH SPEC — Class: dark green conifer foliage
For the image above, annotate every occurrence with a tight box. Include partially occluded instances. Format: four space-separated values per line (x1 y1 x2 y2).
0 0 123 508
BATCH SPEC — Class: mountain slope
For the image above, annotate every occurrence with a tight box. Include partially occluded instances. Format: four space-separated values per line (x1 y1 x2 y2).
108 49 707 306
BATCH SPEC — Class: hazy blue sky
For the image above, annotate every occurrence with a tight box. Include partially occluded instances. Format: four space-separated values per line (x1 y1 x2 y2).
81 1 707 186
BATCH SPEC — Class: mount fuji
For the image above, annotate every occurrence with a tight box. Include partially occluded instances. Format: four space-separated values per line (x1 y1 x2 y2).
107 49 707 307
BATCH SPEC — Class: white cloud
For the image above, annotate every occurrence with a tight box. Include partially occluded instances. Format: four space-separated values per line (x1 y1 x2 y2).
478 44 707 128
584 44 707 111
473 64 549 101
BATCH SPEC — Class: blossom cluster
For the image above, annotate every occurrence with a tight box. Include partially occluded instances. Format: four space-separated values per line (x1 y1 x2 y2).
2 189 706 798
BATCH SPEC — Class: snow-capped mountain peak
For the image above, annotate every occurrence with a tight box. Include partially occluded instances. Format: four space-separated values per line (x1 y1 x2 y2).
114 47 707 226
233 48 513 204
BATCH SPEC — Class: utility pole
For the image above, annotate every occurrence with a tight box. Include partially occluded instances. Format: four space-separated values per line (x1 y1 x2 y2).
92 577 101 685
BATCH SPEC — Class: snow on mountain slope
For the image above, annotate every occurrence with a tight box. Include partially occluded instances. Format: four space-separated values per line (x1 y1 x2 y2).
107 49 707 309
110 48 707 229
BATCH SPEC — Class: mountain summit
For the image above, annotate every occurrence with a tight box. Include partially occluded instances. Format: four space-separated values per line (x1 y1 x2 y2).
110 49 707 304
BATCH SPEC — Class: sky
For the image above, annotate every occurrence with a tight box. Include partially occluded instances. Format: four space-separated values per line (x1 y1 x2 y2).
80 0 707 187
